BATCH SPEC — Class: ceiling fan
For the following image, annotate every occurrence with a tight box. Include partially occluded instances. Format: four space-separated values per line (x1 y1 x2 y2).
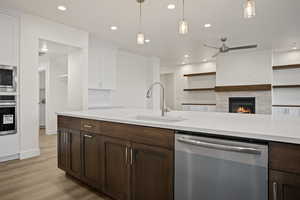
204 37 258 57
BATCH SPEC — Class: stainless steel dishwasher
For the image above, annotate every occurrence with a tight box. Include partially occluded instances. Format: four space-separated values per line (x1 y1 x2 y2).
175 132 268 200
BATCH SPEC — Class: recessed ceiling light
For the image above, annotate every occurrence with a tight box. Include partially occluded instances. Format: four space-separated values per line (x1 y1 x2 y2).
184 54 189 58
57 5 67 11
110 26 118 30
167 4 176 10
145 39 150 43
204 24 212 28
292 43 297 50
202 59 208 62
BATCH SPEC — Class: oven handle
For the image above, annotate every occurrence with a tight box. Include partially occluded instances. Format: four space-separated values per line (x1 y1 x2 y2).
0 102 16 107
177 137 262 155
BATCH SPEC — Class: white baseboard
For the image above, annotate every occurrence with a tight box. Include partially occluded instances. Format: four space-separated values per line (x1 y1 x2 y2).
46 130 57 135
0 154 19 162
19 148 40 160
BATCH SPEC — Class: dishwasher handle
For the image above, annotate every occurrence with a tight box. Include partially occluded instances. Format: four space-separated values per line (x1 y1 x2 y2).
177 137 262 155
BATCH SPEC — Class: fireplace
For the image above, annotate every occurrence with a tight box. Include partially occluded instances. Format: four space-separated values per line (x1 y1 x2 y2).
229 97 255 114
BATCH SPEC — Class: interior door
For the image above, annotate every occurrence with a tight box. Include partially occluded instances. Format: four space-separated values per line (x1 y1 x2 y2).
269 170 300 200
67 129 81 178
81 132 102 188
101 136 130 200
131 142 174 200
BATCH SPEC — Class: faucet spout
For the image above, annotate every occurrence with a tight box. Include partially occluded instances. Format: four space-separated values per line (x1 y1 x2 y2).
146 82 166 116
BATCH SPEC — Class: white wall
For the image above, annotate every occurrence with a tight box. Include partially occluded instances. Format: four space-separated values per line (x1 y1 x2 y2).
160 73 175 109
216 50 272 86
111 51 160 109
19 14 88 159
46 56 68 134
68 51 83 110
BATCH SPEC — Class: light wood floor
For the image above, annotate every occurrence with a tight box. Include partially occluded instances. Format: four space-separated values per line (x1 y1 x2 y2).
0 129 107 200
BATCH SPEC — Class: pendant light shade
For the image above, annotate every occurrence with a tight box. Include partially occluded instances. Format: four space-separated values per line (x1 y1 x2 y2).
244 0 256 18
179 20 188 35
137 0 145 45
137 32 145 45
179 0 188 34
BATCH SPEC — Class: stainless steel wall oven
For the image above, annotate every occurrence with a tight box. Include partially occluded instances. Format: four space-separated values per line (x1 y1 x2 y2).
0 95 17 135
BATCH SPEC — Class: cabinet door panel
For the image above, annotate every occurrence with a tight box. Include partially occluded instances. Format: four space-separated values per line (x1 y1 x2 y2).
269 170 300 200
67 129 81 178
57 128 68 170
0 13 18 66
101 136 130 200
81 132 101 188
131 143 173 200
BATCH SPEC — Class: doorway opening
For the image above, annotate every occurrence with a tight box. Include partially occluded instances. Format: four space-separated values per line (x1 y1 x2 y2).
38 39 82 139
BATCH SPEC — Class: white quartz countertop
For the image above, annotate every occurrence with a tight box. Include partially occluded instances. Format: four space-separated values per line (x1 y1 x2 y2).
57 108 300 144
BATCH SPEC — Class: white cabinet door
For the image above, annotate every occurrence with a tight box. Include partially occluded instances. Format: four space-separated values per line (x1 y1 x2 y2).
0 13 18 66
88 37 117 90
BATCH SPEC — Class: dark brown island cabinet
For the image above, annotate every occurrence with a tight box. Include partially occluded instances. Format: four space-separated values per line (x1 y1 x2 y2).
57 116 174 200
58 115 300 200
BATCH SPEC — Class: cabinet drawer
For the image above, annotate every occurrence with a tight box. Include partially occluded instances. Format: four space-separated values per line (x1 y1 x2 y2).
101 121 175 149
58 116 81 130
81 119 100 133
269 142 300 174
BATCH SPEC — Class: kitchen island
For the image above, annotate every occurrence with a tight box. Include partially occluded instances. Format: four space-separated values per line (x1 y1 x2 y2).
57 108 300 200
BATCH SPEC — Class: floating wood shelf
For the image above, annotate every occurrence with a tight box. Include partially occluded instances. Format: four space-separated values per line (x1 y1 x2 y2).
273 105 300 107
215 84 272 92
182 103 216 106
183 88 215 91
273 64 300 70
183 72 216 77
273 85 300 88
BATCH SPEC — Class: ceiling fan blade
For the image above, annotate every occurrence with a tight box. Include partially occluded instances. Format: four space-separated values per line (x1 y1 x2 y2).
228 45 258 51
212 51 220 58
204 44 219 49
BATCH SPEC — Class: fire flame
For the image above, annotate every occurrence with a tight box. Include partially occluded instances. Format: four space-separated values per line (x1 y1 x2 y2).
236 106 252 113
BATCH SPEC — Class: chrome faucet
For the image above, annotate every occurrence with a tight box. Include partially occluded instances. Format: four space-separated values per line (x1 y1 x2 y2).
146 82 166 117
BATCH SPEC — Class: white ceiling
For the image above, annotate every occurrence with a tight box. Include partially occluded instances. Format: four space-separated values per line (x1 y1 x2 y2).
1 0 300 66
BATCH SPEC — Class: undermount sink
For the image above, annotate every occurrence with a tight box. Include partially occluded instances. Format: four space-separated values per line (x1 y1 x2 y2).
134 115 186 123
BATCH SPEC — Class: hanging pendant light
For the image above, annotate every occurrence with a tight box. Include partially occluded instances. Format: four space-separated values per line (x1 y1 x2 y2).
137 0 145 45
179 0 188 34
244 0 256 18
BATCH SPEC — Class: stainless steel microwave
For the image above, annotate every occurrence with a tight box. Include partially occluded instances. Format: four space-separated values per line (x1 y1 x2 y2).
0 65 17 92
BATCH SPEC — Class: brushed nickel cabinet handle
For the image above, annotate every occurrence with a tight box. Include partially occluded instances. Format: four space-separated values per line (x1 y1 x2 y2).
84 134 93 139
83 124 92 128
273 182 277 200
130 148 133 165
125 147 128 164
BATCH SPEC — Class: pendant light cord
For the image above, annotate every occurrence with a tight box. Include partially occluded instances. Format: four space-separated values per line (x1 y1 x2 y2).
139 2 142 31
182 0 185 20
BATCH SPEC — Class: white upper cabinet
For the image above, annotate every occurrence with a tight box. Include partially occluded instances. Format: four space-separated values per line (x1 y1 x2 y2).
88 36 117 90
0 13 18 66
